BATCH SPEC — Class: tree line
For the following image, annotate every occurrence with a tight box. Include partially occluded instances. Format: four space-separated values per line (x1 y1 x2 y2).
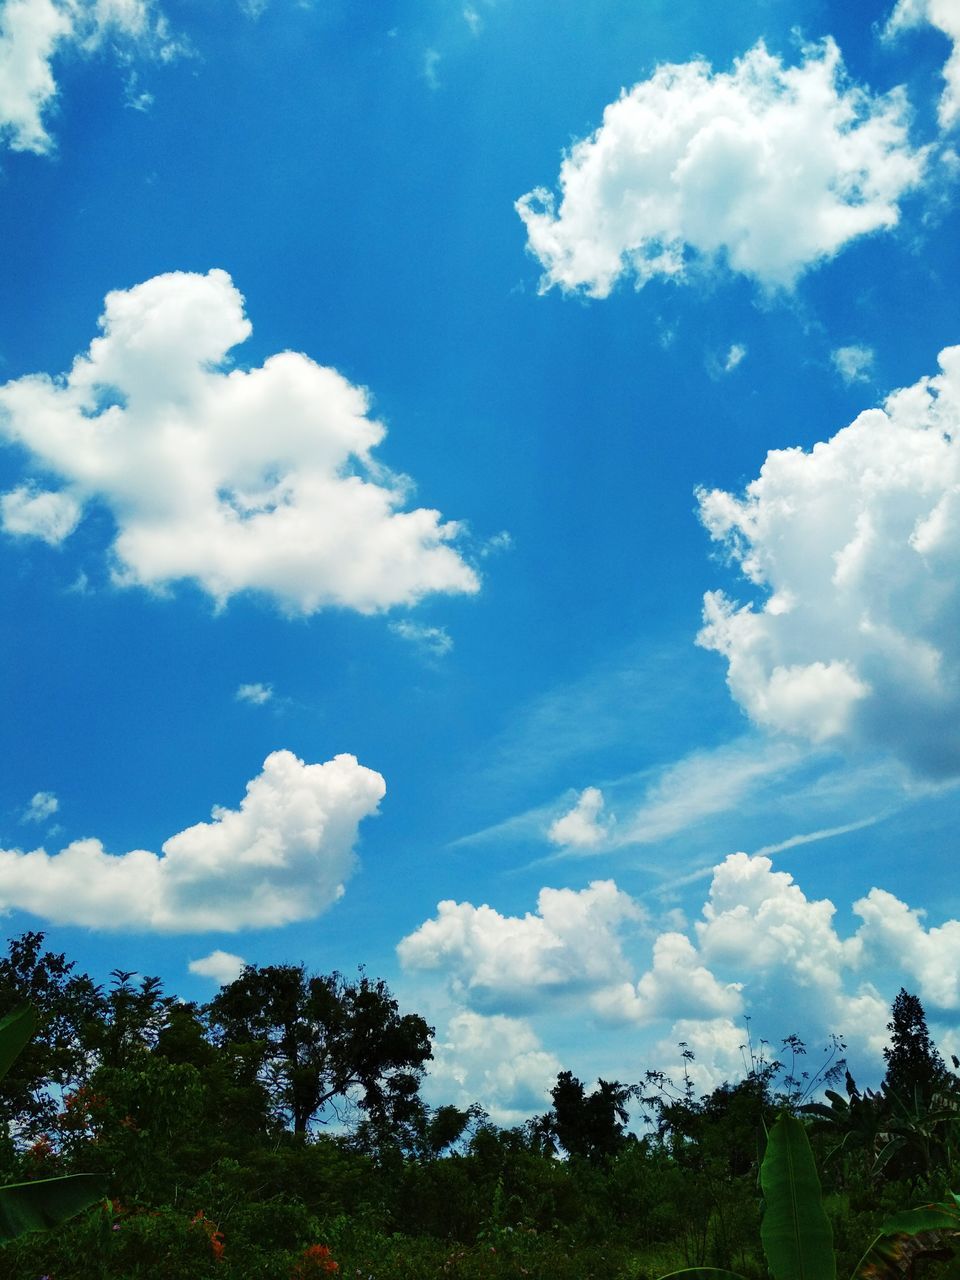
0 930 958 1280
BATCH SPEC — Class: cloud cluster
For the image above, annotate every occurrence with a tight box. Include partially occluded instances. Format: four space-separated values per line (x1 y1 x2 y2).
887 0 960 129
0 750 385 931
402 852 960 1100
698 344 960 778
235 682 273 706
0 0 179 155
0 270 479 615
397 880 644 1009
516 39 926 296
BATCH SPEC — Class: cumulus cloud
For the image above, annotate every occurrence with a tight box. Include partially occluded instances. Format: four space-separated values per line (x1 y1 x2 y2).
886 0 960 130
425 1010 562 1126
723 343 747 373
698 344 960 777
547 786 611 848
517 39 926 297
0 0 180 155
397 880 644 1010
832 344 875 384
0 270 479 615
235 682 273 706
188 949 247 985
593 931 744 1024
0 750 384 931
23 790 58 823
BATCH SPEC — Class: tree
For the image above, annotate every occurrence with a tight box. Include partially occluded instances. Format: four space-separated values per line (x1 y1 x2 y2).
537 1070 638 1163
206 964 433 1136
882 988 948 1104
0 933 106 1142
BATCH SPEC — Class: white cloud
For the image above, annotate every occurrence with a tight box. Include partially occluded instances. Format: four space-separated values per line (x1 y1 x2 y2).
0 750 384 931
1 485 82 544
388 619 454 657
397 880 645 1010
235 682 273 705
0 0 180 155
723 343 747 373
886 0 960 130
516 39 927 297
548 786 610 848
188 949 247 985
23 790 58 823
698 344 960 777
0 270 479 615
832 344 875 384
593 931 743 1024
425 1010 562 1125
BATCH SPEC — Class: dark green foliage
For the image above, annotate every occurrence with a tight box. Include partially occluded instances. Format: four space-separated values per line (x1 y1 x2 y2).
537 1070 639 1163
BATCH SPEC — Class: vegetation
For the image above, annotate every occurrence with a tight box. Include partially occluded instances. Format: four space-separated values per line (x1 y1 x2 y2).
1 932 960 1279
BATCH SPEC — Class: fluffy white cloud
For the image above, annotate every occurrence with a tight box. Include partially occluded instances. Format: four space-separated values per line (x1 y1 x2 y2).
235 682 273 706
0 750 384 931
397 880 644 1009
832 344 875 384
23 790 58 823
593 931 743 1024
188 949 247 985
854 887 960 1009
424 1010 562 1125
0 0 179 154
516 39 926 297
0 270 479 615
723 344 747 374
698 345 960 777
547 786 610 848
887 0 960 129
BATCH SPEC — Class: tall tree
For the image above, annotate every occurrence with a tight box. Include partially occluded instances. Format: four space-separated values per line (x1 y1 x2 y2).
882 988 948 1103
206 964 433 1136
538 1070 638 1163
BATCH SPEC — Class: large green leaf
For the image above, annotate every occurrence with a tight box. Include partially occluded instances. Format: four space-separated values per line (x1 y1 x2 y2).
760 1111 836 1280
0 1174 108 1244
0 1007 36 1082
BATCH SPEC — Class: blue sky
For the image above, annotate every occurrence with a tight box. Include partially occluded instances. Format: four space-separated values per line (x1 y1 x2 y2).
2 0 960 1121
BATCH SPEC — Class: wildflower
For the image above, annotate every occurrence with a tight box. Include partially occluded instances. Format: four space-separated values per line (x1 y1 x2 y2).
292 1243 340 1278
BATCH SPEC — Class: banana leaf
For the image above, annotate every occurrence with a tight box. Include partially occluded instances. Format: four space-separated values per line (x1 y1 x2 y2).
760 1111 836 1280
0 1174 108 1244
0 1007 36 1082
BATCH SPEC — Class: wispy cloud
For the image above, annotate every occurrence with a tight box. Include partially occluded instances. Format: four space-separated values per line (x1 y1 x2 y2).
388 619 454 658
23 791 58 823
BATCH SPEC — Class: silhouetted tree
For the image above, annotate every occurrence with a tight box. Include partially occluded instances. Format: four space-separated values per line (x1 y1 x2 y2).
207 964 433 1136
538 1070 638 1163
882 988 948 1104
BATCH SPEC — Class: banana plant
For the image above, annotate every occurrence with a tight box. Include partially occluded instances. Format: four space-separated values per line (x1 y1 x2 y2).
657 1110 960 1280
0 1005 107 1244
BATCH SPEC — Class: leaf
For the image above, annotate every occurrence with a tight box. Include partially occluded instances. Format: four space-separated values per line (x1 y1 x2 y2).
853 1229 958 1280
0 1007 36 1082
658 1270 749 1280
760 1111 835 1280
0 1174 108 1244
